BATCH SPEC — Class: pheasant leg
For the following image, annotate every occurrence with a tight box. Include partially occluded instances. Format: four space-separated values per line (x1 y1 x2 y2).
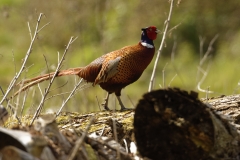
116 96 130 111
102 93 110 110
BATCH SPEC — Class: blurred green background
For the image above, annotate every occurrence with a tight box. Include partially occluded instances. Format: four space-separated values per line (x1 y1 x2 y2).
0 0 240 113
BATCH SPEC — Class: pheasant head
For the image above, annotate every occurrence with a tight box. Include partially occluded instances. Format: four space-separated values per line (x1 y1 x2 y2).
141 26 159 48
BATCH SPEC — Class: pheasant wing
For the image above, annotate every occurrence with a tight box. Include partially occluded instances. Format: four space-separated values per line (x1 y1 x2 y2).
94 56 121 85
78 57 104 83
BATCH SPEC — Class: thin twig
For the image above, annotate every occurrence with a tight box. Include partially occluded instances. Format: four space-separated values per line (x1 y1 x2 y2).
14 87 20 119
197 34 218 93
199 36 205 60
0 86 21 124
12 50 17 78
168 23 181 34
199 34 219 66
50 81 69 91
0 13 49 105
68 116 95 160
43 54 50 74
45 91 70 101
95 96 101 111
168 74 178 87
56 78 83 117
30 36 76 125
17 64 35 81
148 0 175 92
37 83 44 97
196 36 205 82
206 86 210 99
27 22 33 40
37 22 51 33
127 95 135 108
57 51 60 64
112 118 120 159
20 90 28 118
123 139 129 153
162 63 168 88
171 36 177 63
45 81 90 101
7 102 22 125
99 126 106 136
197 63 213 93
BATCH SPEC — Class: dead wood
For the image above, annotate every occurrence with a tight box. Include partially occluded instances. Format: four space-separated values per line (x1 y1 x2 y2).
134 88 240 160
2 88 240 159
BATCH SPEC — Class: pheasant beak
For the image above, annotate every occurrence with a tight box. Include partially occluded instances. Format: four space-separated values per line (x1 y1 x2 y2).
142 27 160 34
155 29 160 34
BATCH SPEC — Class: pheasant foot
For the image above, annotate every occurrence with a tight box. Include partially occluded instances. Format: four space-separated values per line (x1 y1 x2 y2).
102 93 110 110
116 96 132 111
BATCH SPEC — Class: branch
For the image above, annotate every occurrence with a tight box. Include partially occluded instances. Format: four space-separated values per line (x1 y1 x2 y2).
197 63 213 94
162 63 168 88
196 34 218 94
56 78 83 117
68 116 95 160
30 36 77 125
0 13 49 105
199 34 219 66
148 0 175 92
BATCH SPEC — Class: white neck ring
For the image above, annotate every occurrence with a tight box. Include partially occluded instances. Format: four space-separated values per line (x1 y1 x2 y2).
141 42 154 48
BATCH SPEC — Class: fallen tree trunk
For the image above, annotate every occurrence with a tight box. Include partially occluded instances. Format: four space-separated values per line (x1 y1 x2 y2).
134 88 240 160
2 88 240 159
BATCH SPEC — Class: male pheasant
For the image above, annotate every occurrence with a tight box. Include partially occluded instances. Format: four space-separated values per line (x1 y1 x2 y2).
15 26 159 111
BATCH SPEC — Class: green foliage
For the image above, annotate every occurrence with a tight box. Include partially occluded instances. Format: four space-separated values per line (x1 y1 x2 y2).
0 0 23 6
0 0 240 113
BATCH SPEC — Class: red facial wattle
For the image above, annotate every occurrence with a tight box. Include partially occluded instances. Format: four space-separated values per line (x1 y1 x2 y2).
147 31 157 40
146 26 158 40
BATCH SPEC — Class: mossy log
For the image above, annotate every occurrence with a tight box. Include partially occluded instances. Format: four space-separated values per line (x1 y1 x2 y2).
134 88 240 160
3 88 240 159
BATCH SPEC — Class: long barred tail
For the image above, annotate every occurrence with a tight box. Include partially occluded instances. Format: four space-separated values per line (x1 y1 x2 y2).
13 67 82 97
